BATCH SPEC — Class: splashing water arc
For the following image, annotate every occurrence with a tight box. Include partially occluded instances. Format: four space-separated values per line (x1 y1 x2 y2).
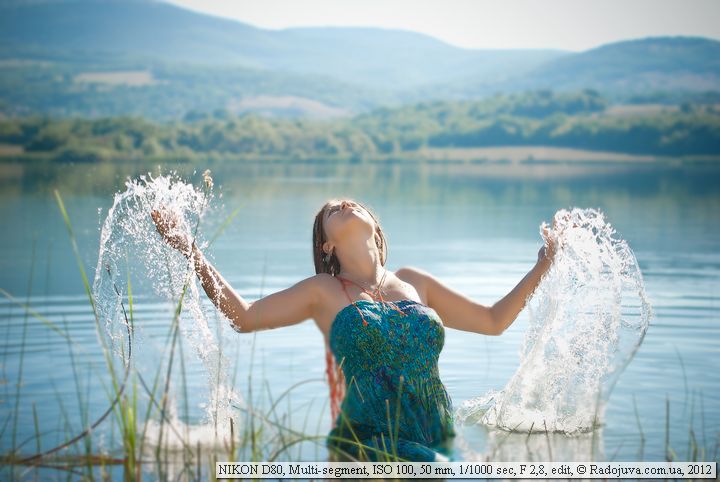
91 173 243 447
456 207 652 434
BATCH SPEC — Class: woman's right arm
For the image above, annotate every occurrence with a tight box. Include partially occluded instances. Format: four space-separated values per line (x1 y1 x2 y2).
152 207 319 333
187 243 320 333
187 242 248 329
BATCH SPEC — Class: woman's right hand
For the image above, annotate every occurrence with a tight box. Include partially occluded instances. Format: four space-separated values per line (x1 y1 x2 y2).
151 206 194 258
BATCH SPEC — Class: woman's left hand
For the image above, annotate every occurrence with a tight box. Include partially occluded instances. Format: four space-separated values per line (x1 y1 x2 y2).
537 220 560 267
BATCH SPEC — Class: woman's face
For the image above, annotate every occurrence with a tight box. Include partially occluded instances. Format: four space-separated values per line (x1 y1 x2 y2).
323 200 375 247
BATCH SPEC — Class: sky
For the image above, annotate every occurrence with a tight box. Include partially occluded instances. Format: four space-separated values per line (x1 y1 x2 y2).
164 0 720 52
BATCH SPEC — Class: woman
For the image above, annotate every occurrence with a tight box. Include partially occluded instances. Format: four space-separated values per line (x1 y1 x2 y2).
151 198 557 462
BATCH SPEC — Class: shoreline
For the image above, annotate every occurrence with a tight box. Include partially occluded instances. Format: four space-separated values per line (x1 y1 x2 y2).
0 144 717 167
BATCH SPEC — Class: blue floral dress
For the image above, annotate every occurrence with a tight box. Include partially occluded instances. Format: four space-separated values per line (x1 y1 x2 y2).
326 276 455 462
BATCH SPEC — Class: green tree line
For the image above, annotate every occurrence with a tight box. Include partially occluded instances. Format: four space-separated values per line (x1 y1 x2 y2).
1 90 718 163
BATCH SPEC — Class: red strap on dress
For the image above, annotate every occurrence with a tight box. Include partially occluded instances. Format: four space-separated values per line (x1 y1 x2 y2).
335 275 408 326
336 276 369 326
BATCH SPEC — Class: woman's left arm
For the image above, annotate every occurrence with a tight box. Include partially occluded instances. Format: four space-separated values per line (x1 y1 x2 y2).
488 223 559 334
398 223 558 336
491 251 553 335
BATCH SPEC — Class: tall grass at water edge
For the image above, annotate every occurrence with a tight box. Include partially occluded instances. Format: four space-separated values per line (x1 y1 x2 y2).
0 189 717 480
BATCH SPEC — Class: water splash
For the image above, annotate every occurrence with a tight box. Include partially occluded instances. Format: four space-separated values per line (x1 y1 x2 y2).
456 207 652 436
91 172 243 448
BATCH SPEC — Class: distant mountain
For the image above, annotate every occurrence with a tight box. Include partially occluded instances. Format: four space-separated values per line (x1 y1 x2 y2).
271 27 565 92
508 36 720 94
0 0 565 91
411 36 720 102
0 0 719 120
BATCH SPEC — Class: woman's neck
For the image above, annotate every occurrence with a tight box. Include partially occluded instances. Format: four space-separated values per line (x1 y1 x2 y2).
336 237 383 284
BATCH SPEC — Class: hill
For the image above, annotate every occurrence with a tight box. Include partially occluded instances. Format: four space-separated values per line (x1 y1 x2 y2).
0 0 564 91
0 0 718 119
413 37 720 102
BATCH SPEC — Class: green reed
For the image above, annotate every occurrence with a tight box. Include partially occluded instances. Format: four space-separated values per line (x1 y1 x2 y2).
10 237 35 471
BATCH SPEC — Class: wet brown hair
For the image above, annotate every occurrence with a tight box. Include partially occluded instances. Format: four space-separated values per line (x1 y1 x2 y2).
312 198 388 276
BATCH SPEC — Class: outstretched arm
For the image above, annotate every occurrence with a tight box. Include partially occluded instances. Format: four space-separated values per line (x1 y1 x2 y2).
487 255 552 334
397 265 498 335
398 225 557 336
399 256 551 336
151 207 318 333
189 244 319 332
489 222 560 333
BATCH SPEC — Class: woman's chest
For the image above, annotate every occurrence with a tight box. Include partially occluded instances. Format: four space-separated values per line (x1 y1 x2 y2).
329 301 445 366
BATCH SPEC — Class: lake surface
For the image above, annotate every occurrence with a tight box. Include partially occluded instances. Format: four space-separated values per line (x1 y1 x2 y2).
1 160 718 477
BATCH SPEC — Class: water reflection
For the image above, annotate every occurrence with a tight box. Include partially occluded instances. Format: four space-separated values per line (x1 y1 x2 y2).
2 160 720 202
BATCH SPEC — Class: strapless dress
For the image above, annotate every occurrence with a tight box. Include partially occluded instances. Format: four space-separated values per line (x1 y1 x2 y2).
326 298 455 462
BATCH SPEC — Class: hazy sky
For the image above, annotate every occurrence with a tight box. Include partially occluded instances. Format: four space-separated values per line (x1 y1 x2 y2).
164 0 720 52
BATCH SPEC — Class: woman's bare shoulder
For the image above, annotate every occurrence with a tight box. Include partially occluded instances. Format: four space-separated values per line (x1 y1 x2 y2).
312 272 338 287
307 272 342 302
395 265 430 285
394 266 430 304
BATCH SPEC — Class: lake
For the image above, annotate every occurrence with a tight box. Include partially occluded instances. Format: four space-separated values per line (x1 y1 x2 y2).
1 160 718 478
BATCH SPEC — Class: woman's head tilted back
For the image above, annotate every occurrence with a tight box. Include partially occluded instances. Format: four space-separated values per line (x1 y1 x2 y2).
312 198 388 276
